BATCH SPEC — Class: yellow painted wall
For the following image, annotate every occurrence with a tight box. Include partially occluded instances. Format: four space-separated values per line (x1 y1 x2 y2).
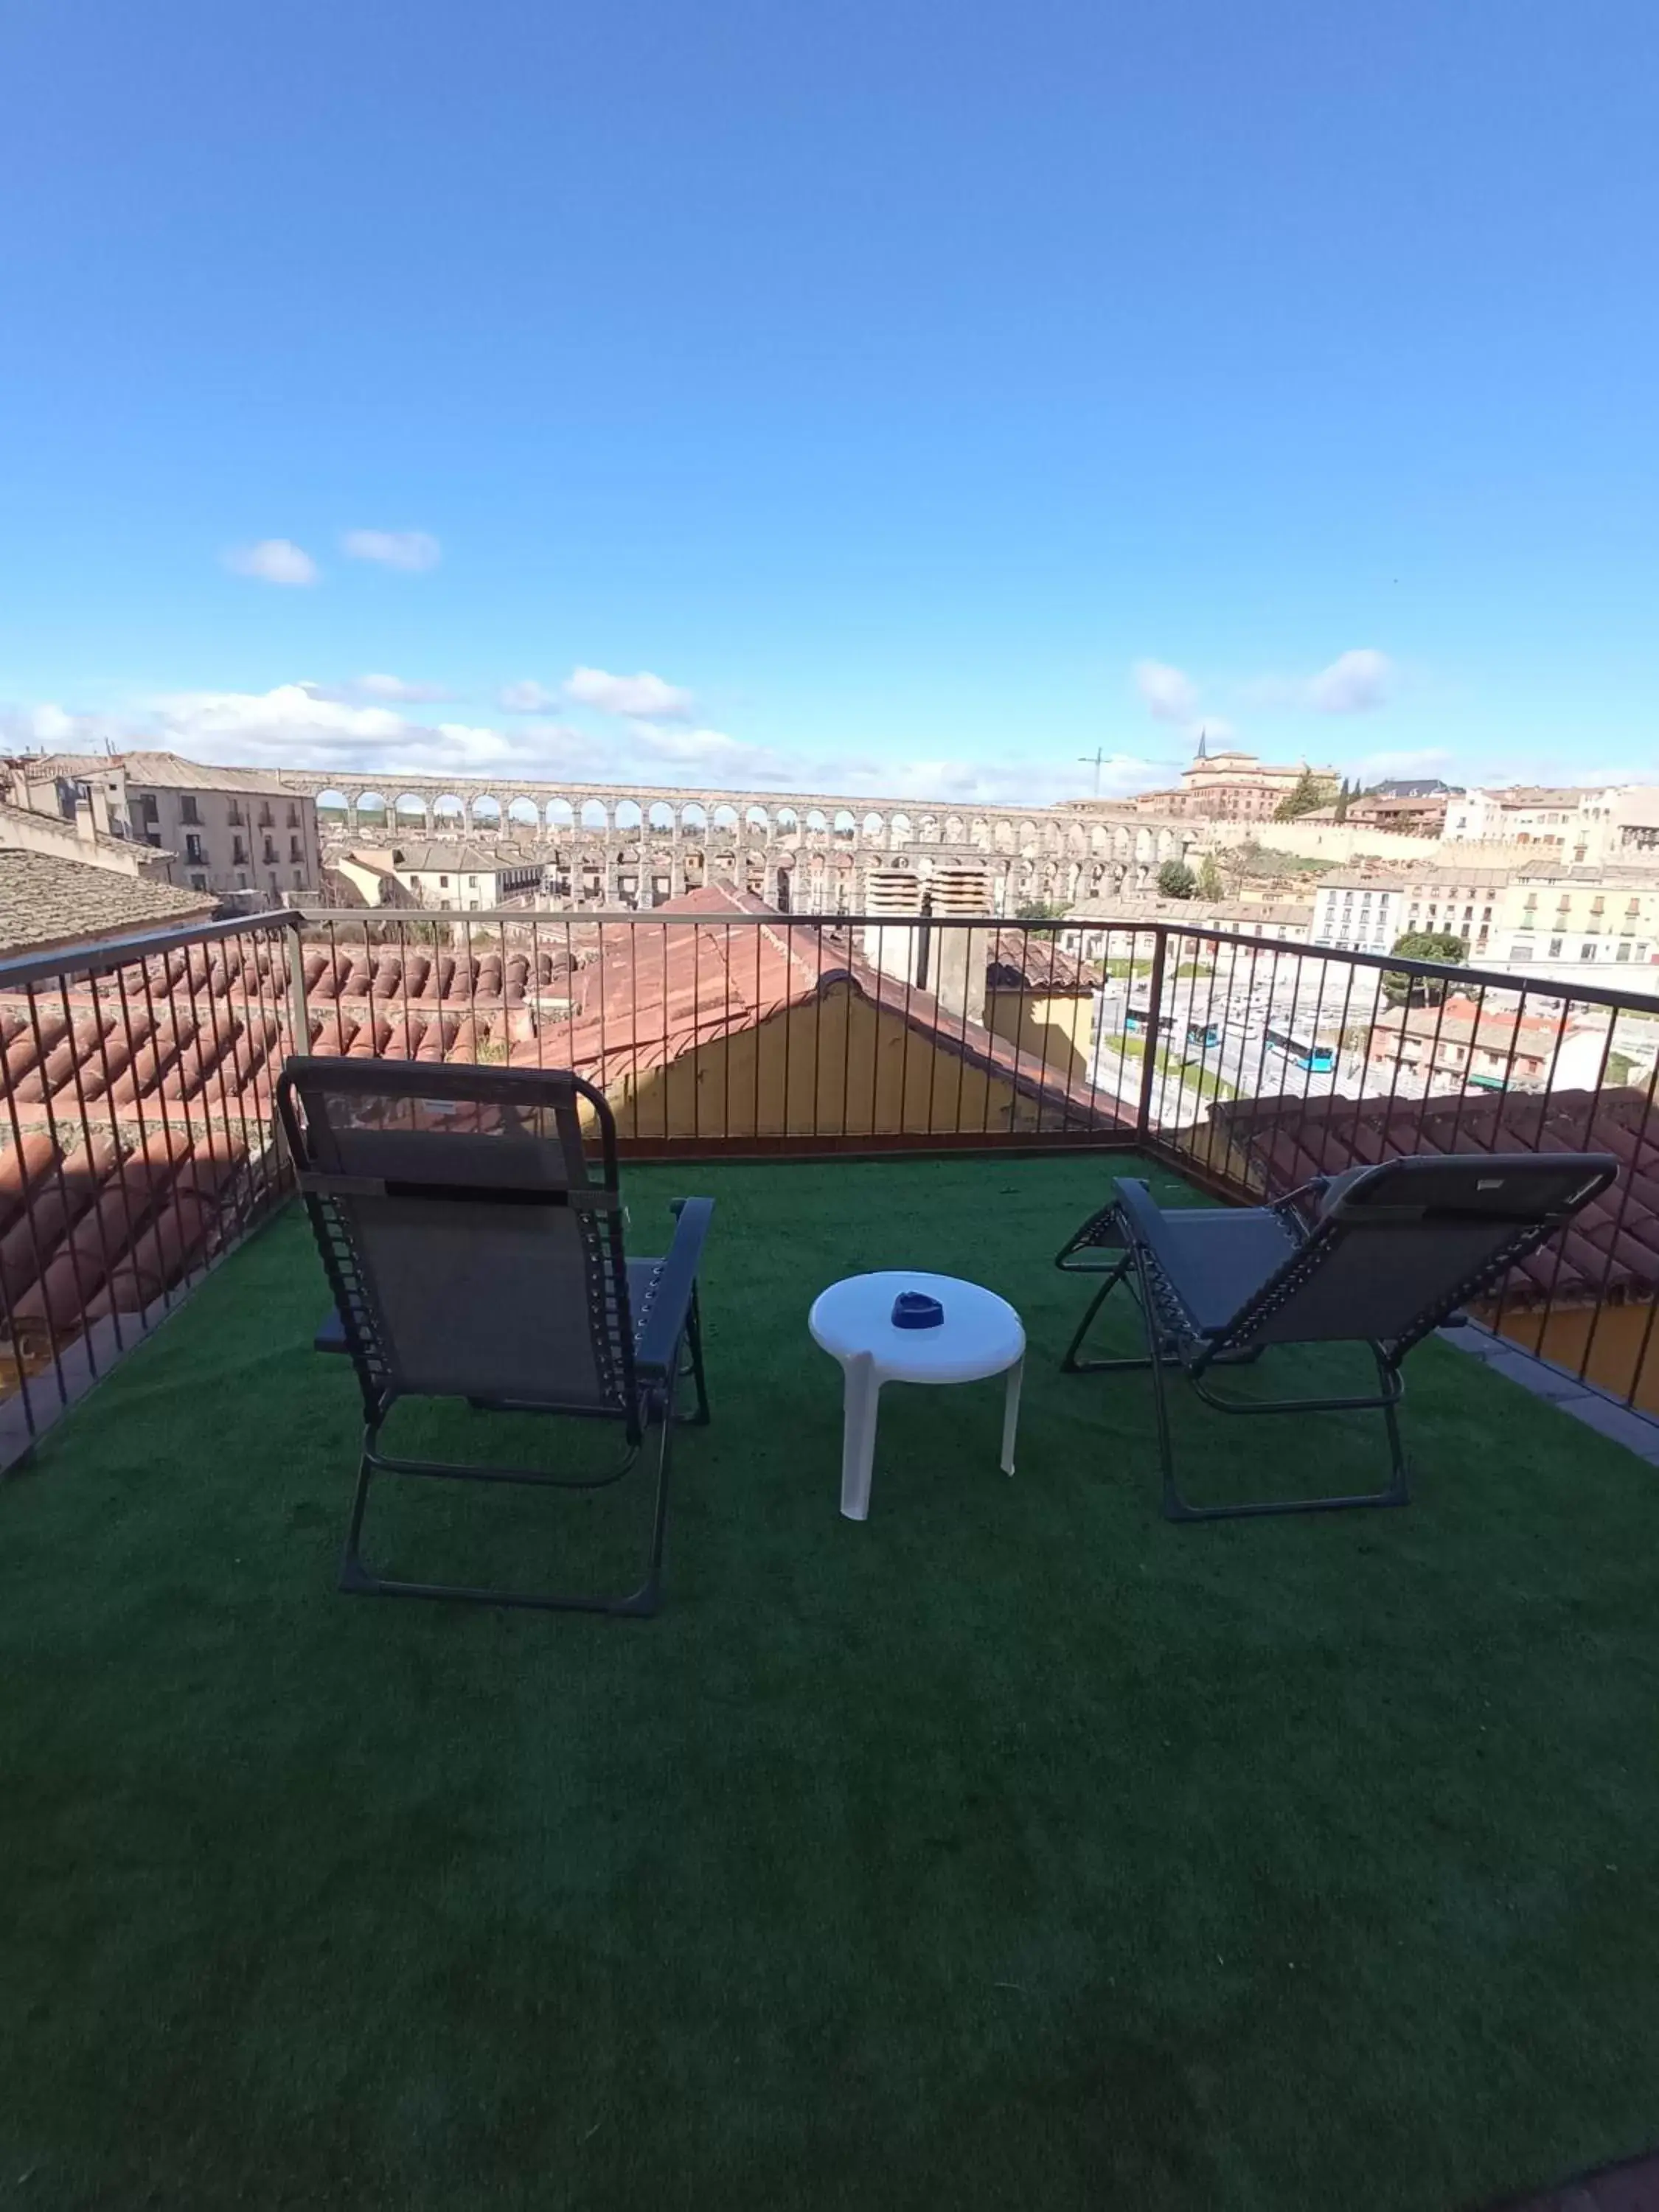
1490 1298 1659 1416
609 979 1070 1141
984 989 1093 1086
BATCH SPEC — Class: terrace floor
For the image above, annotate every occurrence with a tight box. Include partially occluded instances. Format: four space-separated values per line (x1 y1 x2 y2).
7 1154 1659 2212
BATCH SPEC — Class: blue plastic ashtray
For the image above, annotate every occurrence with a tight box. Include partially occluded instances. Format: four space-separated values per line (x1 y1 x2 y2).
892 1290 944 1329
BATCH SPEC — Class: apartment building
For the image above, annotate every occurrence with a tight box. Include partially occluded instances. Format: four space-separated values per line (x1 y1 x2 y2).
1312 870 1510 959
1130 747 1338 823
119 754 321 902
1366 995 1605 1094
1443 787 1583 849
377 841 542 910
1492 874 1659 973
1060 897 1312 965
1 754 175 881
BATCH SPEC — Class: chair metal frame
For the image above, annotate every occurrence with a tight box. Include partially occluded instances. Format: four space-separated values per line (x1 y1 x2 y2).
279 1057 712 1614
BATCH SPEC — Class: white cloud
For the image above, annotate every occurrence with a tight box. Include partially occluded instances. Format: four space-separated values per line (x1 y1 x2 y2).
1307 649 1393 714
565 666 695 720
312 673 454 704
1133 660 1201 725
224 538 318 587
5 683 1172 811
498 680 555 713
341 529 442 572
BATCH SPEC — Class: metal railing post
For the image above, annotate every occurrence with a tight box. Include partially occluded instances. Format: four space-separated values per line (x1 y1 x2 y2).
1136 925 1168 1141
285 915 310 1060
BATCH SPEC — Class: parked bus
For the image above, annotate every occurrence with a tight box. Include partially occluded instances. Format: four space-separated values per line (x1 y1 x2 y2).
1186 1020 1220 1050
1264 1025 1335 1074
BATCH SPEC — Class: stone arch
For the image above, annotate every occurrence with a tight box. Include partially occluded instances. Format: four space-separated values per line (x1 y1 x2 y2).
681 801 708 830
470 793 501 824
647 801 676 831
944 813 965 844
546 798 574 830
580 799 609 830
775 805 800 833
861 811 885 838
614 798 644 830
889 811 913 848
833 808 857 838
745 804 771 833
805 808 829 835
432 793 465 825
506 797 540 828
354 788 389 823
993 819 1015 854
394 791 428 825
917 813 939 844
969 815 990 851
712 803 740 831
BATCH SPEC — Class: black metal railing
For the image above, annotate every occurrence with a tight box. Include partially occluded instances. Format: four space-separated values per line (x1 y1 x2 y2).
2 900 1657 1445
0 910 305 1450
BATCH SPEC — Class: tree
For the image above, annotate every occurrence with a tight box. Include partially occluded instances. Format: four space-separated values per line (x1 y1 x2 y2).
1195 852 1225 900
1272 768 1338 821
1332 777 1350 823
1014 897 1068 935
1156 858 1197 900
1381 930 1468 1007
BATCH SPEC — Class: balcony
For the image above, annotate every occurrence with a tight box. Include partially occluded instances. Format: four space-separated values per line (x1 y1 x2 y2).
5 904 1659 2207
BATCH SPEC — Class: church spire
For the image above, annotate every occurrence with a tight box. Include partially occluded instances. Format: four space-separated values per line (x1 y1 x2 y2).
1195 726 1208 761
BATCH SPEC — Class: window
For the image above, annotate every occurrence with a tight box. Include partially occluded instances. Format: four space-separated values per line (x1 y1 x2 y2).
439 897 452 910
288 804 300 829
468 898 479 911
227 803 243 826
1509 940 1534 961
290 838 302 861
232 836 247 864
184 832 205 863
257 804 274 828
179 795 201 825
292 869 303 888
467 875 478 888
237 870 248 888
262 839 276 863
1581 942 1596 960
439 874 449 888
1617 942 1632 963
1548 936 1563 956
189 872 207 891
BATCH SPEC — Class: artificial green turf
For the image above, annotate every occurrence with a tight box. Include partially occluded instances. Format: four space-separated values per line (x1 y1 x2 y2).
4 1154 1659 2212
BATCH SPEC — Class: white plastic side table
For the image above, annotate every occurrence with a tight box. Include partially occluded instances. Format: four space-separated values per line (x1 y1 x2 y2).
807 1271 1026 1521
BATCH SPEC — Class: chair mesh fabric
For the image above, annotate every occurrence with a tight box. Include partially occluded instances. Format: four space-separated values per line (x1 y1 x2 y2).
287 1059 632 1412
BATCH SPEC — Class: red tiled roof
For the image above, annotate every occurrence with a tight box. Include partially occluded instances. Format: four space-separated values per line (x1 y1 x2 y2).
529 886 1124 1130
984 929 1093 993
1206 1087 1659 1307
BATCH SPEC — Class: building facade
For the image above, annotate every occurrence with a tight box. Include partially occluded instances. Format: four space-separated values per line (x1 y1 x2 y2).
1131 748 1339 823
118 754 323 902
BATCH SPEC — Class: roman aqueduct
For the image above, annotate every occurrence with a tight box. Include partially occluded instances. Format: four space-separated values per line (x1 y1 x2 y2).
276 771 1193 912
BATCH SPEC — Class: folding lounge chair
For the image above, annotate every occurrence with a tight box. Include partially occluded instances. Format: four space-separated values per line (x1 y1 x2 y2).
277 1056 713 1613
1056 1152 1616 1520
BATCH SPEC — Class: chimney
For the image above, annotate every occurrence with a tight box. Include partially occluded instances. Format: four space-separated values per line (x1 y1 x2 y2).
859 862 990 1027
73 796 97 846
922 865 990 1028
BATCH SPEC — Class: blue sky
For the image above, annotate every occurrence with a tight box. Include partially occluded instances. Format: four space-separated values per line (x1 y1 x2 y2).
4 0 1657 803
